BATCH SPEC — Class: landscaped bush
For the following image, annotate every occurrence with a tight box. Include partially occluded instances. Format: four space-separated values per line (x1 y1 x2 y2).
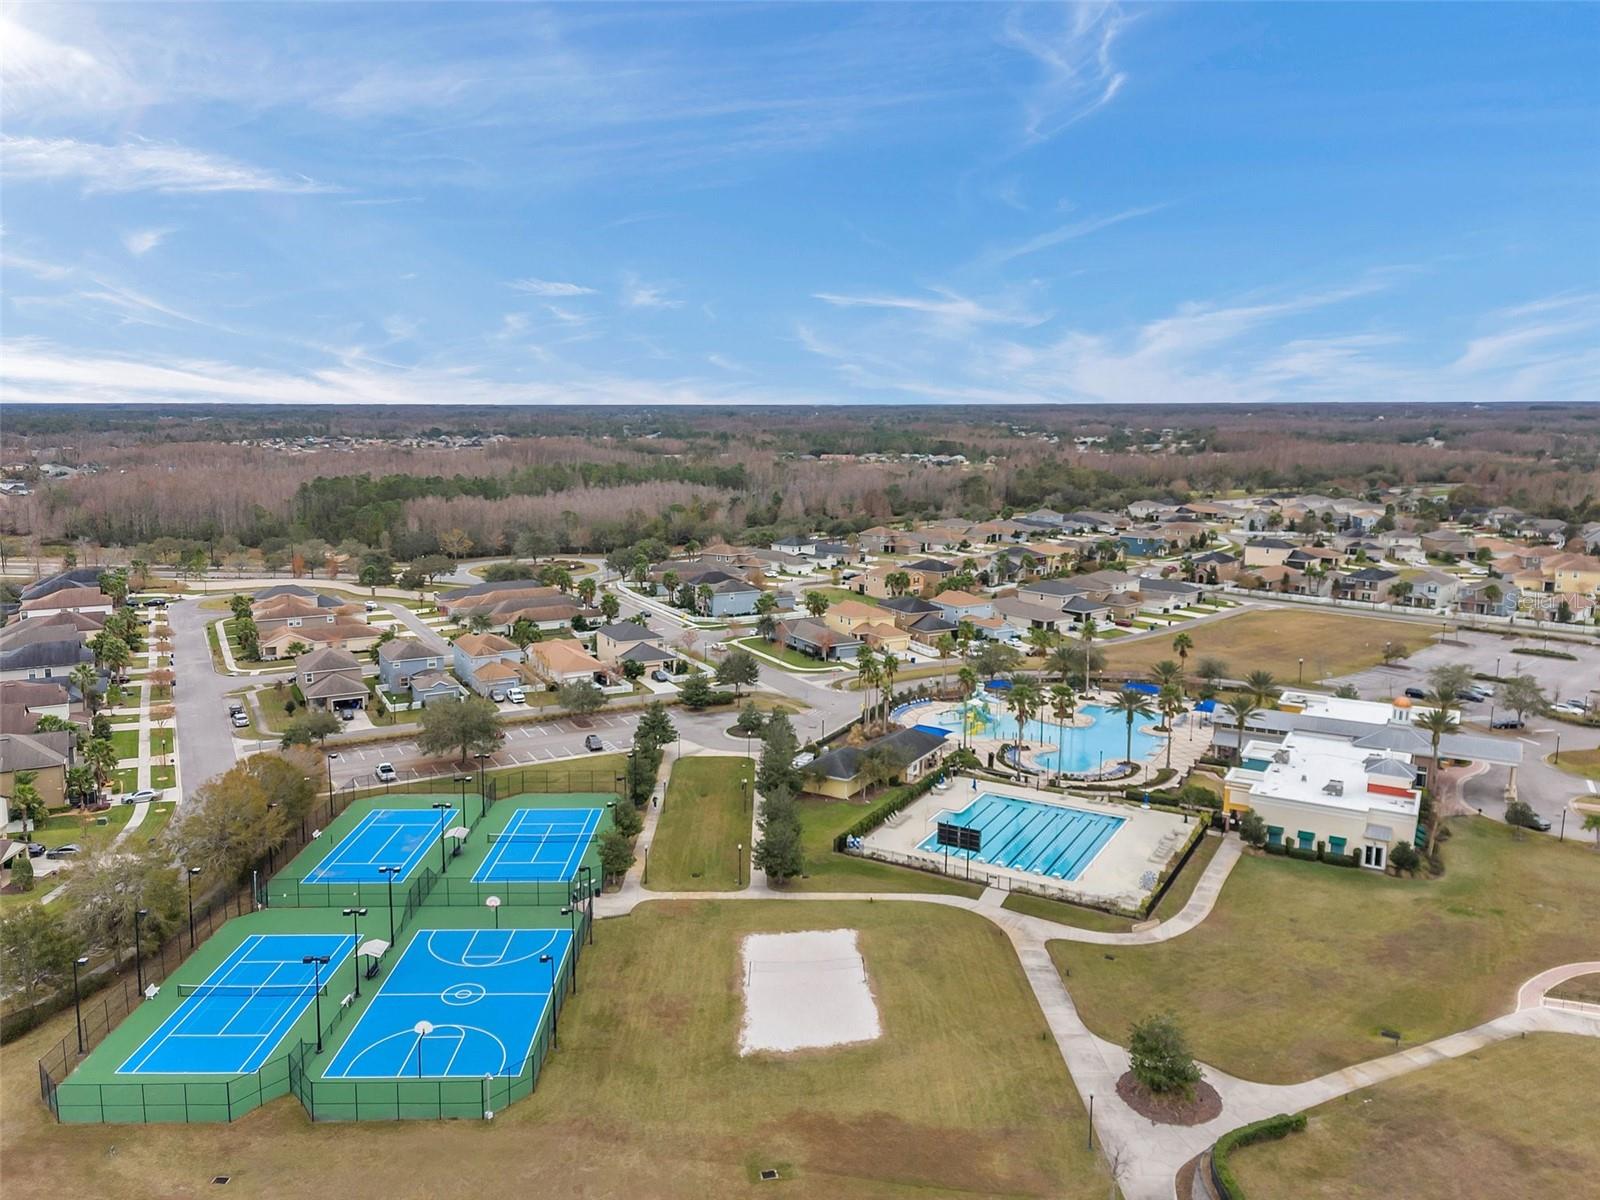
832 772 945 849
1511 646 1578 661
1211 1112 1308 1199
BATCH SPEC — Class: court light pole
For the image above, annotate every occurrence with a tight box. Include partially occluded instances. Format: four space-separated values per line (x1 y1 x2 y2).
343 908 367 998
302 954 330 1053
431 801 453 874
736 841 743 887
185 865 202 949
578 866 595 944
378 865 400 943
133 907 149 994
539 953 558 1048
475 752 490 819
71 955 90 1054
326 751 340 822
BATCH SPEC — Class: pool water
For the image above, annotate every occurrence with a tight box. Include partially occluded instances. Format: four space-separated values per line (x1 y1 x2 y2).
932 702 1163 774
917 792 1124 880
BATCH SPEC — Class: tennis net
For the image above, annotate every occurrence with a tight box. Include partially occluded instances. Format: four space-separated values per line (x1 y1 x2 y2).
486 831 594 846
176 982 329 1000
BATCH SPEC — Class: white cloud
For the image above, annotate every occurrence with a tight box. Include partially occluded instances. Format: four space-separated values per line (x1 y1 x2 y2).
0 14 142 115
0 135 336 195
622 273 681 309
508 277 596 297
382 314 421 342
813 286 1041 327
1452 293 1599 373
980 203 1166 266
998 2 1130 145
121 228 173 257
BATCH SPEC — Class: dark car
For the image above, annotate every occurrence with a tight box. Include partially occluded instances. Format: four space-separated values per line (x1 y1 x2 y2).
26 841 47 858
1490 716 1524 729
584 734 604 752
1403 687 1428 700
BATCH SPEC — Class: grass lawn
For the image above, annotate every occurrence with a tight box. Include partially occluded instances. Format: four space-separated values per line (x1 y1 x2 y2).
1548 747 1600 780
111 766 138 795
789 796 982 897
26 804 136 851
647 756 754 890
150 764 176 790
1049 819 1600 1083
1229 1034 1600 1200
803 586 880 607
1101 608 1435 684
253 683 300 731
1003 831 1221 932
1 900 1107 1200
733 636 841 671
109 728 140 760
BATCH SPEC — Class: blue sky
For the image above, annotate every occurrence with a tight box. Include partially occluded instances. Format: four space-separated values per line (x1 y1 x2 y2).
2 2 1596 407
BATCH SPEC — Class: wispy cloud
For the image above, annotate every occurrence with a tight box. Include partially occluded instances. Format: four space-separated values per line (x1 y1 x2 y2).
508 277 596 297
621 273 681 309
1452 292 1600 372
0 14 143 115
998 2 1130 145
813 286 1041 326
121 228 173 257
980 203 1166 267
0 135 336 195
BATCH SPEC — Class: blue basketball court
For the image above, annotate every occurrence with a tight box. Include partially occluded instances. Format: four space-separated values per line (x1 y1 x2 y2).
471 807 599 884
321 928 572 1079
118 933 356 1076
303 807 457 885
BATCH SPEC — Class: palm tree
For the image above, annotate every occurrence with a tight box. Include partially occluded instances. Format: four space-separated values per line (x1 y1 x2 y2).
1583 811 1600 850
1107 689 1153 768
855 647 879 728
1045 643 1077 683
1079 616 1098 692
1415 705 1459 791
1244 669 1280 712
1171 632 1193 672
1049 684 1076 782
935 634 956 695
1223 693 1263 763
1150 658 1184 696
70 662 100 713
956 664 979 752
879 652 900 727
84 736 119 790
1158 681 1184 770
1025 626 1057 661
1008 678 1040 751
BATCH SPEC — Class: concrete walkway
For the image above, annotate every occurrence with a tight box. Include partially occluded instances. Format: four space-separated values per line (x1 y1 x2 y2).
595 825 1599 1200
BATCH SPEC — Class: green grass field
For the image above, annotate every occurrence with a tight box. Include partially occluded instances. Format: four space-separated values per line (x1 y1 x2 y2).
801 586 880 607
1549 747 1600 780
1228 1034 1600 1200
733 636 841 671
789 797 981 897
647 756 754 891
2 900 1109 1200
1102 608 1435 684
1049 819 1600 1082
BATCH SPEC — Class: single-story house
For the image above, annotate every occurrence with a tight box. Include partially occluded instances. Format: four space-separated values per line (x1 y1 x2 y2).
408 671 468 706
775 618 862 662
991 595 1074 635
19 585 114 621
801 726 949 800
527 638 606 685
258 621 381 660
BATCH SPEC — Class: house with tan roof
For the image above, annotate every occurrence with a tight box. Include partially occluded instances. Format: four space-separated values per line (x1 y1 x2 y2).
19 585 114 621
527 637 606 685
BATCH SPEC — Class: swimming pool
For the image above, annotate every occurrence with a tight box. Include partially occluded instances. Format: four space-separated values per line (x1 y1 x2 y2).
928 702 1163 774
917 792 1124 880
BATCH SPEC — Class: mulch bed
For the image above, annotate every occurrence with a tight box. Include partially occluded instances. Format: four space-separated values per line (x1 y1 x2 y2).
1116 1070 1222 1126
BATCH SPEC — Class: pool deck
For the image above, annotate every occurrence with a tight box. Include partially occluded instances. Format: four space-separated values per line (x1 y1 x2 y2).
860 778 1197 911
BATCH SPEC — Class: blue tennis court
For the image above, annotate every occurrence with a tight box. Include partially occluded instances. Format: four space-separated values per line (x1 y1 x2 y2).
472 807 600 883
918 792 1125 881
322 928 572 1079
119 933 356 1076
303 807 457 885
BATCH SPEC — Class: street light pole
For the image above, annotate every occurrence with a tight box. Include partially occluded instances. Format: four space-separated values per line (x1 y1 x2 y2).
71 955 90 1054
560 907 577 993
736 841 744 887
343 908 367 997
326 751 340 822
302 954 330 1053
432 801 452 873
185 866 202 949
134 907 149 993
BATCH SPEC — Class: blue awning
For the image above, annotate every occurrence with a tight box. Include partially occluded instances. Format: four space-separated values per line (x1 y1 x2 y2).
1123 681 1160 695
1194 698 1218 712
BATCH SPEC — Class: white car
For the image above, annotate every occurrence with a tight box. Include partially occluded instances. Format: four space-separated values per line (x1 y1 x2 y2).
124 788 161 805
506 686 526 704
375 763 397 783
1553 700 1588 715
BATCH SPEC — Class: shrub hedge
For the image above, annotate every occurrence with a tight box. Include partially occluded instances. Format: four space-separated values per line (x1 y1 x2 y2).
1210 1112 1308 1198
831 771 946 849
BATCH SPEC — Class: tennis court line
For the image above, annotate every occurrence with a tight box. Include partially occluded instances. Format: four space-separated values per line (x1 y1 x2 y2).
472 807 600 883
302 808 456 885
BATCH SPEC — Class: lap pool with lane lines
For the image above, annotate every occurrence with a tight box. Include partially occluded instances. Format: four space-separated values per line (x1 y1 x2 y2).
918 792 1125 880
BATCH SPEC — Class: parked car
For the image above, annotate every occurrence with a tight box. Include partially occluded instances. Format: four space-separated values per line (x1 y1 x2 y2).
506 686 526 704
1403 687 1429 700
340 706 357 721
1490 716 1524 729
25 841 46 858
1457 687 1490 703
584 734 604 752
650 669 672 682
1553 699 1588 715
364 600 379 612
45 844 81 859
375 762 397 783
489 687 508 703
124 788 160 804
227 699 245 715
231 711 250 728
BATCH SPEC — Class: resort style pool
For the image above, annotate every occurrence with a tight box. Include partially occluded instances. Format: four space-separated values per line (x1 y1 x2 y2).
923 701 1163 774
917 792 1124 880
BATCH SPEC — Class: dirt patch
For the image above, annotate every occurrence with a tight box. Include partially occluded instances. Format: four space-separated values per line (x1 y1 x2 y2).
1116 1071 1223 1126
